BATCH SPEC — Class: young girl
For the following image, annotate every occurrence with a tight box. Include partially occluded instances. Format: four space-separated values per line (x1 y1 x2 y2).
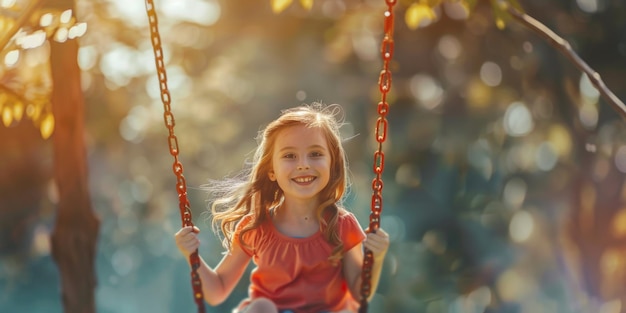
175 103 389 313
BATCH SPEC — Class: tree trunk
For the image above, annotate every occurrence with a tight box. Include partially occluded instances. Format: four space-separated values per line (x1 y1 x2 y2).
48 0 100 311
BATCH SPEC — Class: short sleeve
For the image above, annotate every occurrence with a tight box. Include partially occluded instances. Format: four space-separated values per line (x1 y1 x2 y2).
339 212 366 253
232 215 256 256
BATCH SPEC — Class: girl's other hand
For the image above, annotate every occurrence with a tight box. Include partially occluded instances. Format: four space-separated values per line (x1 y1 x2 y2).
174 226 200 259
364 228 389 262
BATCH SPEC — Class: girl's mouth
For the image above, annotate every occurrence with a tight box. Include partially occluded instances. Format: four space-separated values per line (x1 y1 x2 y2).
292 176 316 184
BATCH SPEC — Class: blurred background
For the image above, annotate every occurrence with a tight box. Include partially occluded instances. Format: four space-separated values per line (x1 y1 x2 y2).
1 0 626 312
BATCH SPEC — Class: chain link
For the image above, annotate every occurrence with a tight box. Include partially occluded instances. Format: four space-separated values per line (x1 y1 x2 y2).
359 0 396 312
144 1 205 312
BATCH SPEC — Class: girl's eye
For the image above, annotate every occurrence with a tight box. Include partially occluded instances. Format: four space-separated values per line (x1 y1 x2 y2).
310 151 323 157
283 153 295 159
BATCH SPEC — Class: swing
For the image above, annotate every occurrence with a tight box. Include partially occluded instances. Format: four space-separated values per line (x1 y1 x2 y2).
144 1 397 312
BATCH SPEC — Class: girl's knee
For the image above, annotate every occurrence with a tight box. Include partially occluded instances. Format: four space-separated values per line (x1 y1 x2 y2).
245 297 278 313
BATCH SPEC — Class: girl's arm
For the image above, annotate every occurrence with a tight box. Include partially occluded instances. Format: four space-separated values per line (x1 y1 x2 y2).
175 226 251 306
342 228 389 302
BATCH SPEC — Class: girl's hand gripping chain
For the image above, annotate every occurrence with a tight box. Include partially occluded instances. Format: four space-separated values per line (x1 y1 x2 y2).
364 228 390 263
175 226 201 260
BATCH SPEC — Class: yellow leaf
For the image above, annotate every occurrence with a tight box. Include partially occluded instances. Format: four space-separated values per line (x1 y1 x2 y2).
13 102 23 122
2 106 12 126
495 18 506 30
405 3 437 30
299 0 313 10
271 0 293 13
490 0 509 29
40 113 55 139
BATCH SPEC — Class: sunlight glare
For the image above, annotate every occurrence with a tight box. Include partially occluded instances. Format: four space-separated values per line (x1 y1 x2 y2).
0 0 16 8
509 210 534 242
40 13 53 27
614 146 626 173
443 1 469 20
535 142 558 171
547 125 572 157
503 177 527 209
352 34 378 61
503 102 534 137
78 45 97 70
101 44 148 87
409 74 443 110
437 35 461 60
54 27 69 42
31 225 51 257
4 50 19 66
497 269 534 302
577 0 599 13
580 73 600 101
119 105 149 143
480 61 502 87
579 103 598 130
68 23 88 39
108 0 146 27
163 0 221 26
18 30 46 49
60 9 73 24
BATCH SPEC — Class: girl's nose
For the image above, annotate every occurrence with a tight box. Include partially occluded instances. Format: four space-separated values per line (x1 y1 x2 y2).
297 163 310 170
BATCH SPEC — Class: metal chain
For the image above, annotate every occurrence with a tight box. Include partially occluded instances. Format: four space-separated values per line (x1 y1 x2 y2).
359 0 396 312
144 1 205 312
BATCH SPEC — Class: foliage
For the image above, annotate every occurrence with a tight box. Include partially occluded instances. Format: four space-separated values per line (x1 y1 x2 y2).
270 0 527 31
0 3 86 139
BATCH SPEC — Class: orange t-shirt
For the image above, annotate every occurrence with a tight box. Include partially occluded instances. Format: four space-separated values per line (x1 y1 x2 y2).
234 211 366 313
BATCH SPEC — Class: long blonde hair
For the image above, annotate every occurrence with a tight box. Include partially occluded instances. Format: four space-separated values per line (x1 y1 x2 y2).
210 103 350 263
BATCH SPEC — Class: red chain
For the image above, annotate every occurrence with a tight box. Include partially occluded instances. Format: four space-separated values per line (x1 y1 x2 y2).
144 1 205 312
359 0 396 312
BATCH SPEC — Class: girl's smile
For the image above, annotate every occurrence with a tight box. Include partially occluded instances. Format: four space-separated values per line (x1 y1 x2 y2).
292 176 316 184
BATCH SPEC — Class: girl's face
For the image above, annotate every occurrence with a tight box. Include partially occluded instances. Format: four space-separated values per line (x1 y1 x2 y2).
269 124 331 204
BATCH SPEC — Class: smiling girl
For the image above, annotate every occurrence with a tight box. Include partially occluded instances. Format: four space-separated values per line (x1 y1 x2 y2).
175 103 389 313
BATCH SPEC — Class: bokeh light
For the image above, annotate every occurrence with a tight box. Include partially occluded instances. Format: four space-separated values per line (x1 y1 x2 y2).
409 74 444 110
509 210 534 242
479 61 502 87
503 101 534 137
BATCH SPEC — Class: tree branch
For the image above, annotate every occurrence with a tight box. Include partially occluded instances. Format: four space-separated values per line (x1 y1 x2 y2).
505 4 626 119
